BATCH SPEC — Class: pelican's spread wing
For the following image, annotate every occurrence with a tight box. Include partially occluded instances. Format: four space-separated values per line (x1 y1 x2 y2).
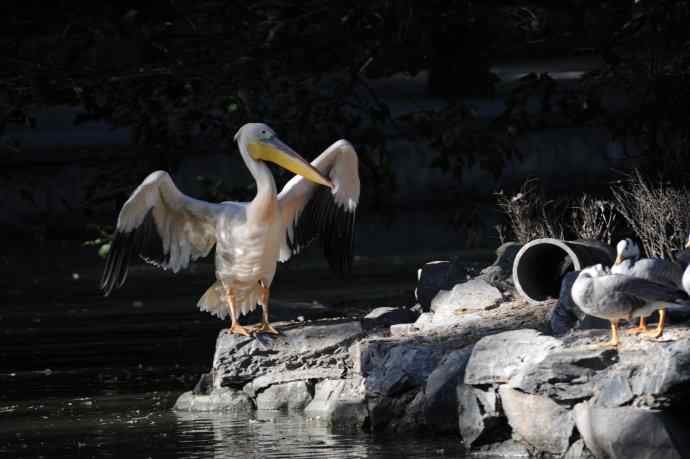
101 170 222 296
277 139 360 275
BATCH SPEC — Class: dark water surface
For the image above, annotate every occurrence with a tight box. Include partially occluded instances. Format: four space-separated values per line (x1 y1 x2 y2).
1 245 485 458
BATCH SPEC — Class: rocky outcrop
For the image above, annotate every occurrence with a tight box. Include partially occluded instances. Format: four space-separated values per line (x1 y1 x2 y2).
174 247 690 458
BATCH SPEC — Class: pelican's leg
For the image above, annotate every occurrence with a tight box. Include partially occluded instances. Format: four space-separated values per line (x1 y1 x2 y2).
645 309 666 339
600 320 620 347
625 315 648 334
254 281 279 335
226 287 250 337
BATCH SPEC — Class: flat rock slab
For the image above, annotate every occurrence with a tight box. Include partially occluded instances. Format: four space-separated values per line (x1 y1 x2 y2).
174 387 254 413
499 386 574 456
213 319 364 387
465 329 562 385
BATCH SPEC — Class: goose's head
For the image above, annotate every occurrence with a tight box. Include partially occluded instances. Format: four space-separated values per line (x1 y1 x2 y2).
579 264 607 279
615 238 640 265
234 123 333 189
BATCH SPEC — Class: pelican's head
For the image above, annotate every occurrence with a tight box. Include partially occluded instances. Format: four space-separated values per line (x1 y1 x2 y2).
615 238 640 265
234 123 333 189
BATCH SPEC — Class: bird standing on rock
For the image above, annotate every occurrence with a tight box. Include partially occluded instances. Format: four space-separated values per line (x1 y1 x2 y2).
571 264 690 347
101 123 360 337
611 238 684 338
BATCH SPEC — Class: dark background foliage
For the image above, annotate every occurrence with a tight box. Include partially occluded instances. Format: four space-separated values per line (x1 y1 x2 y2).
2 1 690 239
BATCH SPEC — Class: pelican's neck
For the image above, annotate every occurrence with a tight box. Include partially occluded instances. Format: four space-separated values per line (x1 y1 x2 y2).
238 138 277 202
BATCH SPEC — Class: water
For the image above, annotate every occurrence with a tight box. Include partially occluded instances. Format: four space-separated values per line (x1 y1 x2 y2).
1 245 475 458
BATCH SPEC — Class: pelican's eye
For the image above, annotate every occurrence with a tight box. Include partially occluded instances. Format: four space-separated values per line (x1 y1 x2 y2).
259 129 274 141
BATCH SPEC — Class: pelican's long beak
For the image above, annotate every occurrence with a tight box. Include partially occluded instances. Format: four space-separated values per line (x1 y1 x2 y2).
685 238 690 249
247 138 333 189
614 255 623 265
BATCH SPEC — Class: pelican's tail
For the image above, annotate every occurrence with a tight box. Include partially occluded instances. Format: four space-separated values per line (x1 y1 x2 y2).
197 281 228 319
197 281 261 319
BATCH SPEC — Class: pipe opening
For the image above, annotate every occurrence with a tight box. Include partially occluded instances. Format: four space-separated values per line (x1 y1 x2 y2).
514 241 578 303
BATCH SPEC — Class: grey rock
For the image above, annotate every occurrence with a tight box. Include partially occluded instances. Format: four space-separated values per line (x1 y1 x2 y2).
389 323 417 337
621 338 690 402
431 278 503 315
304 377 368 428
412 312 434 331
174 387 254 413
244 368 344 398
213 319 364 388
465 329 562 385
423 347 472 433
192 372 213 395
361 338 446 397
591 374 634 407
574 403 683 459
508 347 618 403
362 307 419 330
457 385 503 447
471 439 530 458
360 336 451 432
415 260 472 312
499 386 574 456
476 242 522 293
563 439 596 459
255 381 312 410
367 389 419 431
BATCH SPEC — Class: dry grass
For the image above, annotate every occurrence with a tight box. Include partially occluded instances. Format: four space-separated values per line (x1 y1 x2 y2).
611 170 690 258
569 195 618 245
496 178 567 244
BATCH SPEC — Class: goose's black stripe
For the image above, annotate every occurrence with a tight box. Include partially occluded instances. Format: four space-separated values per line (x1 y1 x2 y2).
286 186 356 277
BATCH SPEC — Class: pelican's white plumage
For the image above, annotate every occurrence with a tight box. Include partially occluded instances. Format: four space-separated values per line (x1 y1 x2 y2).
101 123 360 335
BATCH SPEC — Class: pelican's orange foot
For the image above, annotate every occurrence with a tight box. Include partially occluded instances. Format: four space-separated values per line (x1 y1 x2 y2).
254 322 280 335
229 323 251 337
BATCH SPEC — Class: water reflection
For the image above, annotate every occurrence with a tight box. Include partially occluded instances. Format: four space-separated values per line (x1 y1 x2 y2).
174 411 464 459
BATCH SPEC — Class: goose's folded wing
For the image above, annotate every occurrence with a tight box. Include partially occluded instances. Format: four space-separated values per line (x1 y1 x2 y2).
101 170 223 296
599 275 689 304
277 139 360 276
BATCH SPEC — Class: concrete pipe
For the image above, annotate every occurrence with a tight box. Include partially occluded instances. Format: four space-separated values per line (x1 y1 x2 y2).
513 238 615 304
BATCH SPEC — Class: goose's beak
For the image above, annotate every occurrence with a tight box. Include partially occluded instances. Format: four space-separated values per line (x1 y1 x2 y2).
247 138 333 189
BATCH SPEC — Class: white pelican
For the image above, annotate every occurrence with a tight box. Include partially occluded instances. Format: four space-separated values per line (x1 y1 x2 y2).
571 264 690 347
611 238 684 338
101 123 360 336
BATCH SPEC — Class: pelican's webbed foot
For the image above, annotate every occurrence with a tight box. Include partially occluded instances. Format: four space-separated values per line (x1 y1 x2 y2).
229 322 251 337
254 321 280 336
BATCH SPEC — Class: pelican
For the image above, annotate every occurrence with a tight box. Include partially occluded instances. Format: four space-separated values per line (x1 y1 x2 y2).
100 123 360 336
571 264 690 347
611 238 684 338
